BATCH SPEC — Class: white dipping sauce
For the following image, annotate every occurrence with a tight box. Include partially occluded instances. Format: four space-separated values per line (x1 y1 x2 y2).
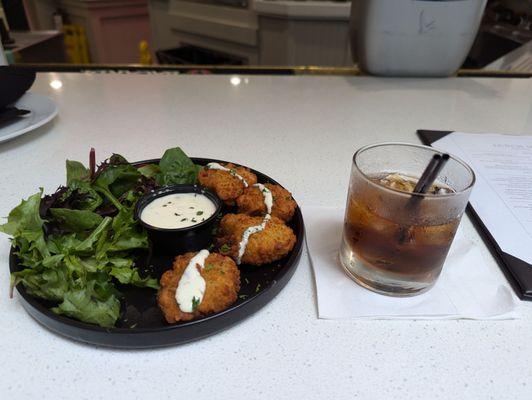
141 193 216 229
175 249 210 312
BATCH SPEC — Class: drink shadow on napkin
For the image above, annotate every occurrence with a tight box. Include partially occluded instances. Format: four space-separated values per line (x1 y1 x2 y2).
304 207 518 320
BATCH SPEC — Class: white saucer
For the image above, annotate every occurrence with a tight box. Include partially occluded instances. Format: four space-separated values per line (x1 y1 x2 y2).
0 92 58 143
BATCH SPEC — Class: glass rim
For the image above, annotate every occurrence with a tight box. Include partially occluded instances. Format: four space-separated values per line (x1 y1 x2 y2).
353 142 476 198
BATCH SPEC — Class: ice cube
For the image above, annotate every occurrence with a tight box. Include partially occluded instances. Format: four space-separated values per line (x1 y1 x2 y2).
379 173 417 193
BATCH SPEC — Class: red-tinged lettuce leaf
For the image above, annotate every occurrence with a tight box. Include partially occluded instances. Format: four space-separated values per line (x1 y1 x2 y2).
62 180 103 211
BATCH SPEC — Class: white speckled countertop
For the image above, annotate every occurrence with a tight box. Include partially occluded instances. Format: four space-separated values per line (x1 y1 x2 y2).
1 72 532 399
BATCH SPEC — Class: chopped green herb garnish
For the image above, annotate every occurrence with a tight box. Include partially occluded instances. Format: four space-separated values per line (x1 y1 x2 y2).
238 295 248 300
192 296 200 310
162 204 167 207
174 213 180 216
191 218 197 223
204 263 214 271
181 218 187 222
196 211 204 216
245 278 250 284
220 244 231 253
189 206 194 209
255 284 261 293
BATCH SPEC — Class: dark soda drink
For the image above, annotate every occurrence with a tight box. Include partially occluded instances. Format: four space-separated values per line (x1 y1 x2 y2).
340 169 470 295
342 174 459 294
340 144 475 297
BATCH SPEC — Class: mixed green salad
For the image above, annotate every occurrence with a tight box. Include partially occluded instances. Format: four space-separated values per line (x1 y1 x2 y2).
0 147 199 328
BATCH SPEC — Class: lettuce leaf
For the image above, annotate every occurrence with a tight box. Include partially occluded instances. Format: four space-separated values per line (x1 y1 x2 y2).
49 208 103 232
52 280 120 328
66 160 90 185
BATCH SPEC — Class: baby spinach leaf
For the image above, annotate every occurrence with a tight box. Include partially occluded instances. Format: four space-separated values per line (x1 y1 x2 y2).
156 147 199 185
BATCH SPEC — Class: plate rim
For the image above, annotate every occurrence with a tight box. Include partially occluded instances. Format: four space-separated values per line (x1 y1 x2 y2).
9 157 305 344
0 92 58 143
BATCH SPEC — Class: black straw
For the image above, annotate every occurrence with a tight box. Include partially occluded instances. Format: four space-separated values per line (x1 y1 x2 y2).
412 153 450 195
399 153 450 243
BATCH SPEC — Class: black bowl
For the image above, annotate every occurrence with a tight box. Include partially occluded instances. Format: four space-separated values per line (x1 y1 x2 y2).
0 67 36 109
135 185 222 265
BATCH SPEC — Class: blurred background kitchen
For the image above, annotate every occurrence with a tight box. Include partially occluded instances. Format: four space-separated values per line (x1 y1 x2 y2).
0 0 530 72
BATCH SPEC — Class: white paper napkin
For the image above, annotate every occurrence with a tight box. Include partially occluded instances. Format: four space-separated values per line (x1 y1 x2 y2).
304 207 518 320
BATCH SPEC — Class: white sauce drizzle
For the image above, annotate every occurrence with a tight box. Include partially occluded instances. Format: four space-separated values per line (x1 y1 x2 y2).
207 162 249 188
175 250 210 313
236 184 273 264
254 183 273 214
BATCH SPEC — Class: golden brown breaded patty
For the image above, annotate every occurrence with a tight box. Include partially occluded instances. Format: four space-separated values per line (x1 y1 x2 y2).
236 183 297 222
198 163 258 206
217 214 297 266
157 252 240 324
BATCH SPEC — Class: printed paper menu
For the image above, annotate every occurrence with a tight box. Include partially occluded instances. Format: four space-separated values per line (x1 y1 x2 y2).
433 132 532 265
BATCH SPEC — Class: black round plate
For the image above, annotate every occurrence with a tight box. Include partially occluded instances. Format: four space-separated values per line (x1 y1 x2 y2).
9 158 304 348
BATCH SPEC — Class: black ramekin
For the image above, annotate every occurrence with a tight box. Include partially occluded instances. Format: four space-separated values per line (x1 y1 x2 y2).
134 185 222 257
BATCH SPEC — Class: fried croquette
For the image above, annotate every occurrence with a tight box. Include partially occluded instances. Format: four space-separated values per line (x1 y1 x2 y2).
217 214 296 266
236 183 297 222
198 163 258 205
157 252 240 323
